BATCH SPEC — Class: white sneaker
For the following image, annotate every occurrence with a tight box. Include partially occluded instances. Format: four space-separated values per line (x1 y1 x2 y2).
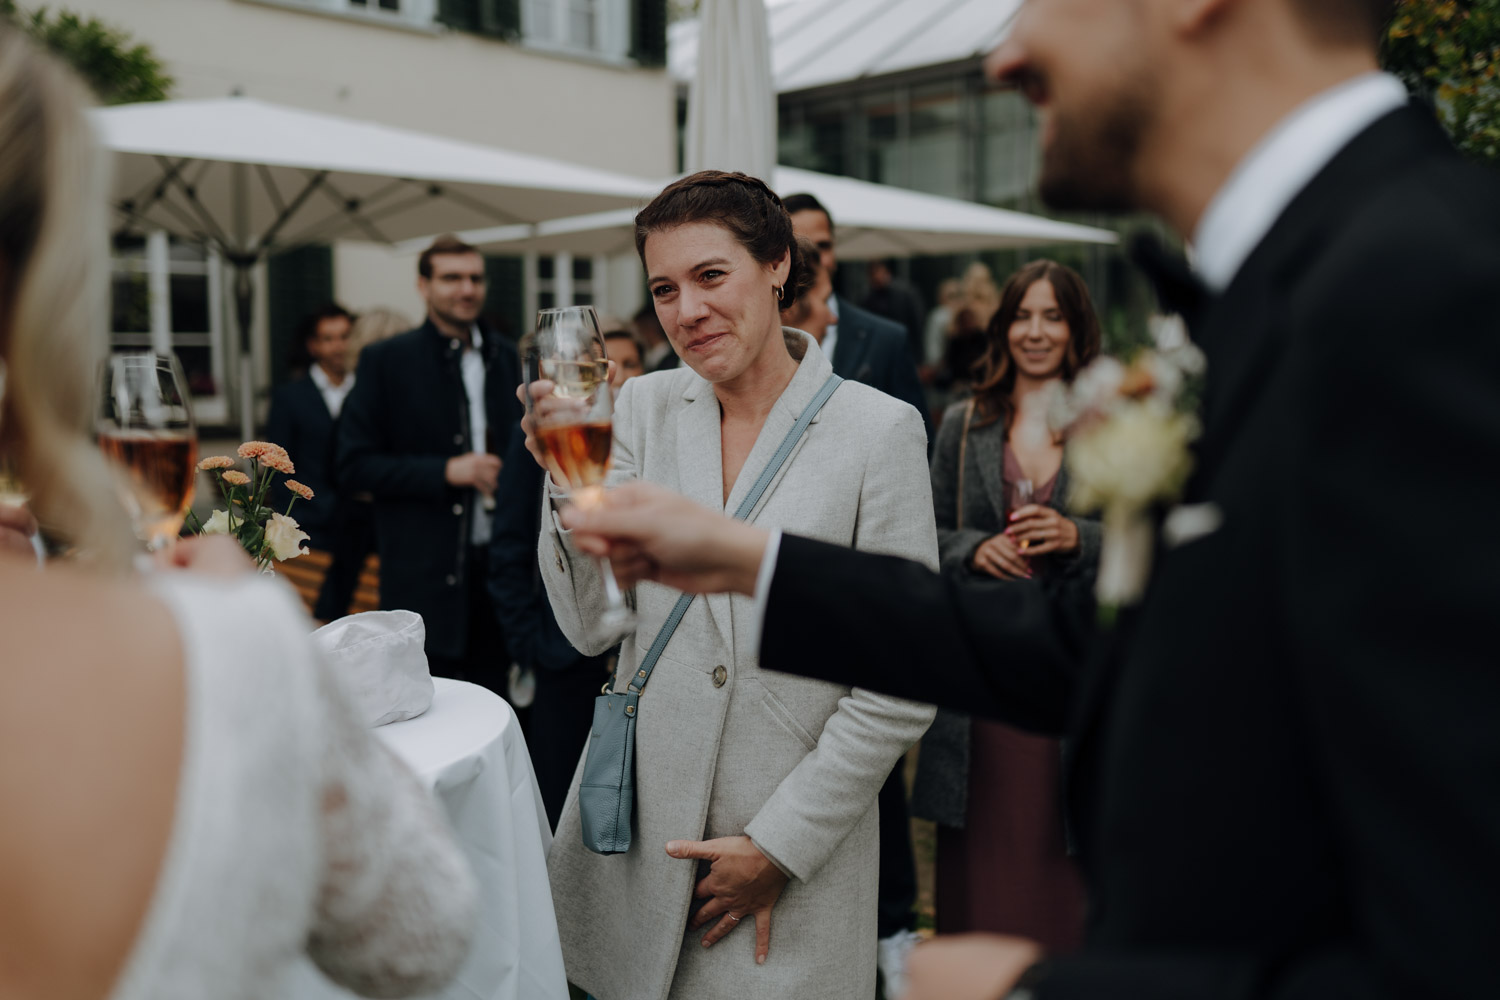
877 928 923 999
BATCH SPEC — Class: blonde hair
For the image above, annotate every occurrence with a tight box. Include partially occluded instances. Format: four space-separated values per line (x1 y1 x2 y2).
348 306 413 362
0 28 133 569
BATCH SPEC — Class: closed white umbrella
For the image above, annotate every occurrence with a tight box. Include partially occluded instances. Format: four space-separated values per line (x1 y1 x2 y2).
92 96 658 437
443 165 1117 259
684 0 776 180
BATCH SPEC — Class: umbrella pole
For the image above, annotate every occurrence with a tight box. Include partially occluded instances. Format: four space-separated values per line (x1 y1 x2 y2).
230 255 255 443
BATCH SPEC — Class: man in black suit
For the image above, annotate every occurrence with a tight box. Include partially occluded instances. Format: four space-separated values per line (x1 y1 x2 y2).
556 0 1500 997
784 193 933 448
338 235 523 693
861 259 926 365
265 302 374 621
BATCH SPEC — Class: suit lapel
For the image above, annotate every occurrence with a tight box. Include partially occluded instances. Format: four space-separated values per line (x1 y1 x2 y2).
832 307 870 379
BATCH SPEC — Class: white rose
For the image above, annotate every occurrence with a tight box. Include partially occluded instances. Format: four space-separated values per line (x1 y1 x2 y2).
1067 402 1197 513
202 509 232 535
263 512 309 561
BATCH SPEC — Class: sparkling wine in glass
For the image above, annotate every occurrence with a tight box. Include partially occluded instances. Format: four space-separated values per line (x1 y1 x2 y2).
526 306 635 640
98 353 198 551
1012 478 1036 551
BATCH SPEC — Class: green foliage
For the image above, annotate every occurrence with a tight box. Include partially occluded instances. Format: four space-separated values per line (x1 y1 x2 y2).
1 1 172 104
1383 0 1500 169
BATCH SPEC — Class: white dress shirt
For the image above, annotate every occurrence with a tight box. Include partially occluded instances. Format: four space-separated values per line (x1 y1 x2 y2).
461 325 490 546
821 293 841 364
307 362 354 420
1192 71 1407 292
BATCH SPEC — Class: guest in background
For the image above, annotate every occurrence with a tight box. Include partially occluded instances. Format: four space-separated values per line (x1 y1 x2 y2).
489 327 645 828
633 301 678 373
784 192 933 448
860 258 925 365
936 262 1001 400
306 306 414 622
779 237 835 343
338 236 523 694
923 277 963 368
265 303 353 550
915 259 1102 951
532 171 935 1000
0 29 476 999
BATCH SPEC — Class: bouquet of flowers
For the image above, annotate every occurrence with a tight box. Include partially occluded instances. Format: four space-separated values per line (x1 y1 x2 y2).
1049 319 1206 617
187 440 312 571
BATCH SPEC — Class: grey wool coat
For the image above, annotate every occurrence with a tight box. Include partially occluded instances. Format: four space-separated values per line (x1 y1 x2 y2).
539 331 937 1000
913 397 1101 828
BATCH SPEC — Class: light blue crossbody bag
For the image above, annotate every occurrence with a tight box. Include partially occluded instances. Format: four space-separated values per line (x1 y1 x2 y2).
579 373 843 855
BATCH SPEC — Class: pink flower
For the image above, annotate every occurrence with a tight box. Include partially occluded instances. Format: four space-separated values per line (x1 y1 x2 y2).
285 480 314 501
197 456 235 471
221 470 251 487
237 441 277 460
259 450 295 475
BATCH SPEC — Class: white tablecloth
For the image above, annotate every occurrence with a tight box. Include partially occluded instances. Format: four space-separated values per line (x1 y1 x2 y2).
287 678 569 1000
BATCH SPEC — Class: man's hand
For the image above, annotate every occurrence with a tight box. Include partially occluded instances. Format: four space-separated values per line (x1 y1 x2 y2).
903 934 1042 1000
0 503 39 561
560 481 768 596
445 452 502 495
669 836 790 965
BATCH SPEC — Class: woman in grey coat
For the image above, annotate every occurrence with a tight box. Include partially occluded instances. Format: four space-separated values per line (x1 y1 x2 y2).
528 172 936 1000
914 259 1101 951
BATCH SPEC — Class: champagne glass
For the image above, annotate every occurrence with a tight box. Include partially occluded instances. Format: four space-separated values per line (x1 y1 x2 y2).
525 306 635 640
1011 478 1036 551
0 452 26 509
97 353 199 551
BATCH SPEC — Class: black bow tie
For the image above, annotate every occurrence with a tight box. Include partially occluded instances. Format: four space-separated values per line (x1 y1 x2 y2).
1129 231 1208 330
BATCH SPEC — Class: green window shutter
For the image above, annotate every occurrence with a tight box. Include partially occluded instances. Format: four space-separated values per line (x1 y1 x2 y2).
631 0 668 67
437 0 479 32
478 0 520 39
267 245 334 388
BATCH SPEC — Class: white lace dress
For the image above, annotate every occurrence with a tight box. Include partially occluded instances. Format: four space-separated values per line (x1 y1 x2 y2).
106 573 478 1000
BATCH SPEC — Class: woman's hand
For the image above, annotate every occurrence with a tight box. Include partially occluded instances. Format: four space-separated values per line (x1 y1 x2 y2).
903 934 1042 1000
971 532 1030 580
669 835 790 965
1006 504 1080 557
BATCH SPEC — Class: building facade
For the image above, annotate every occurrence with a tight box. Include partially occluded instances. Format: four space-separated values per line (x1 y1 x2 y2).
79 0 674 425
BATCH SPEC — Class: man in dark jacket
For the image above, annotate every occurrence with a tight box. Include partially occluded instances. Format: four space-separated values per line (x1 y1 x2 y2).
338 235 522 692
554 1 1500 998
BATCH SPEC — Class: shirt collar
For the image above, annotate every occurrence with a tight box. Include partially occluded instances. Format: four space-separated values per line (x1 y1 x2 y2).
1191 72 1407 293
308 362 337 392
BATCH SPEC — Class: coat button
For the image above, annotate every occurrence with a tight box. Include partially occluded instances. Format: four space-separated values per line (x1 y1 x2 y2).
712 665 727 688
454 433 464 446
452 503 463 515
445 574 457 586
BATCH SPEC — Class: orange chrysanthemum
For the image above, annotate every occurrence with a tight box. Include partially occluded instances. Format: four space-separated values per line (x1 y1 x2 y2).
237 441 277 460
197 456 235 471
221 470 251 487
285 480 314 501
260 450 295 475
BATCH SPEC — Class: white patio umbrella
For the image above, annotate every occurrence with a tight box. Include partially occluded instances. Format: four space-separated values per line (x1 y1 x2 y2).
92 96 659 437
684 0 776 179
442 165 1117 259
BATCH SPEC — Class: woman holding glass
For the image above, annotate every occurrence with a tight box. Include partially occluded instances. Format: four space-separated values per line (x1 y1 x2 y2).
525 171 936 1000
0 28 475 1000
916 259 1102 951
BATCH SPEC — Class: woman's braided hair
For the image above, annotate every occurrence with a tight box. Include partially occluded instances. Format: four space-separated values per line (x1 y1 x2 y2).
634 170 814 307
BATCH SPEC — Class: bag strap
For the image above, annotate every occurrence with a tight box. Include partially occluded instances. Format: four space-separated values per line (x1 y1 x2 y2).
955 398 976 531
627 373 844 696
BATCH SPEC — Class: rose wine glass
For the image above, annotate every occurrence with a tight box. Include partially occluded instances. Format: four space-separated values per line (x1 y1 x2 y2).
1011 478 1036 551
525 306 635 640
97 353 199 551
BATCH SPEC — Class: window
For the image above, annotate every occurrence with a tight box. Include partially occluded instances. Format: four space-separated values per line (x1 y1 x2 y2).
522 0 628 60
110 232 229 423
253 0 437 30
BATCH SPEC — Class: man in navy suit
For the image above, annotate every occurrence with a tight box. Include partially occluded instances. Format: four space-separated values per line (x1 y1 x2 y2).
266 303 373 621
784 193 934 449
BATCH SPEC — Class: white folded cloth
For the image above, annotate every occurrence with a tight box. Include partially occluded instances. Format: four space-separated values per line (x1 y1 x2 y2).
311 610 433 727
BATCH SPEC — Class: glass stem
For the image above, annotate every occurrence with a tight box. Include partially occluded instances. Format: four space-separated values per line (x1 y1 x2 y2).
596 553 630 617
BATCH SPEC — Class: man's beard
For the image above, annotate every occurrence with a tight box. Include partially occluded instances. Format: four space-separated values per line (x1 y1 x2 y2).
1037 73 1155 214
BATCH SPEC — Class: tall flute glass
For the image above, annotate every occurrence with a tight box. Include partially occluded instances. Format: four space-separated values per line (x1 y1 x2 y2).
525 306 636 640
97 353 199 551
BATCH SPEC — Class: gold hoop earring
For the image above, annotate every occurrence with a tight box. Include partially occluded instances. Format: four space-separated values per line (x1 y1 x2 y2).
774 285 784 304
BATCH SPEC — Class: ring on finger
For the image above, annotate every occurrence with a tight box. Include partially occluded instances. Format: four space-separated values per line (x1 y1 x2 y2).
726 912 741 923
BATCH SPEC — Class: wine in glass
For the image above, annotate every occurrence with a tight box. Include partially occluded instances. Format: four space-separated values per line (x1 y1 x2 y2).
526 306 635 639
98 353 199 551
1011 478 1036 551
